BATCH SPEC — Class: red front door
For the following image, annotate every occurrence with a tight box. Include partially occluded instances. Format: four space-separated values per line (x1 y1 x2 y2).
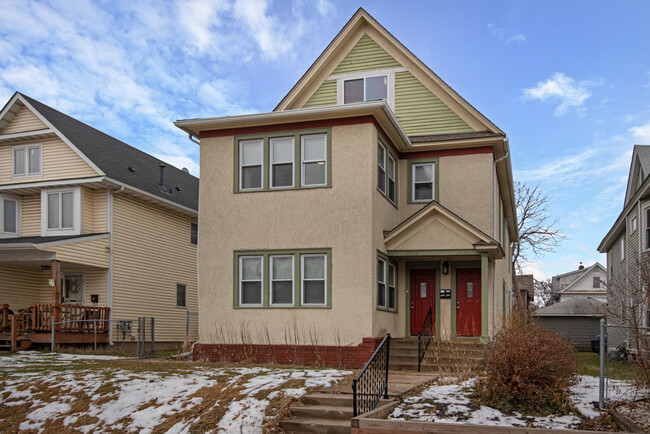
410 269 435 336
456 268 481 336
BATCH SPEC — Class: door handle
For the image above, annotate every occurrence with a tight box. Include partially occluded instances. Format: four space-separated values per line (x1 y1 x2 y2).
410 303 414 310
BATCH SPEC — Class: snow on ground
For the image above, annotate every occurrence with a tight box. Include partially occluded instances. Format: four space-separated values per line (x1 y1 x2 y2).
389 375 645 430
0 351 352 433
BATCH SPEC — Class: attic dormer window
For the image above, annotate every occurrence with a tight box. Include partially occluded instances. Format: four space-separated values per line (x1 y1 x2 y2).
12 143 41 178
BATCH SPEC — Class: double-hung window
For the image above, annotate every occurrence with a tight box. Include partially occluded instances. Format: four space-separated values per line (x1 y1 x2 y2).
190 222 198 245
377 142 386 194
410 160 437 203
239 256 263 306
239 139 263 190
377 255 396 311
0 195 19 237
302 254 326 306
592 276 600 289
235 249 330 308
646 208 650 250
41 186 82 236
387 154 396 203
377 138 397 205
12 144 41 178
301 134 327 187
270 137 294 188
270 255 294 306
344 76 388 104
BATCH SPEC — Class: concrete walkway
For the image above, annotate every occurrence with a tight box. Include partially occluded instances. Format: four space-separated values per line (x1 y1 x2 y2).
326 370 436 396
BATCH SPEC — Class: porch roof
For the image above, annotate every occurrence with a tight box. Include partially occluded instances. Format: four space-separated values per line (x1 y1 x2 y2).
0 233 109 248
383 201 504 260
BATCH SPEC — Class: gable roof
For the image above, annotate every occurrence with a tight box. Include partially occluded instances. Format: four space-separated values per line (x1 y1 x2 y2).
559 263 606 293
624 145 650 206
274 8 503 135
0 93 198 212
533 297 605 317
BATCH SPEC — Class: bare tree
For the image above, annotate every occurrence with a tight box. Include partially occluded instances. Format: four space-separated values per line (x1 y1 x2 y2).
512 181 565 274
532 278 553 309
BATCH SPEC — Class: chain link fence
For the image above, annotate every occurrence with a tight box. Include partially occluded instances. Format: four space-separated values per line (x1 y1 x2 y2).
185 311 198 342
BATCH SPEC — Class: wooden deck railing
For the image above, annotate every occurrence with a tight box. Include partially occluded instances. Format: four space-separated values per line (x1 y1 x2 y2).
8 304 110 336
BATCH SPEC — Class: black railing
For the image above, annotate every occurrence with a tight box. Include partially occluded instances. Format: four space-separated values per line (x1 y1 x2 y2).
352 333 390 417
417 307 433 372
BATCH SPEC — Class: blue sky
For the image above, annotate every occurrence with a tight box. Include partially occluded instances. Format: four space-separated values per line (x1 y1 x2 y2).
1 0 649 280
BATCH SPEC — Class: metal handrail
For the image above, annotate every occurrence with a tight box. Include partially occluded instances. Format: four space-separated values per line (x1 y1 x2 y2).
417 307 433 372
352 333 390 417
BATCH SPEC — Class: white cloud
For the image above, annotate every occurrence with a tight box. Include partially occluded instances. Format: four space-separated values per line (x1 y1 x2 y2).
523 73 599 116
233 0 296 60
177 0 230 52
487 23 526 45
630 121 650 144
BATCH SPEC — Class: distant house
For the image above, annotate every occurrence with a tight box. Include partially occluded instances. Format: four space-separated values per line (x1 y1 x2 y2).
533 297 605 351
551 262 607 304
0 92 198 349
175 8 518 366
598 145 650 344
515 274 534 309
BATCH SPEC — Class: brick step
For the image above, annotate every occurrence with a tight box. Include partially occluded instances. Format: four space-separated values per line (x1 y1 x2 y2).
302 393 353 407
279 417 350 434
291 404 353 420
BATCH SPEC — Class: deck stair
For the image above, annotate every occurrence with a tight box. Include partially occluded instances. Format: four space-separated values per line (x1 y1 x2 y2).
389 338 488 374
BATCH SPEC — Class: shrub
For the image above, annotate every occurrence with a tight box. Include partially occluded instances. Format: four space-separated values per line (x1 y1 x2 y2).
473 315 577 415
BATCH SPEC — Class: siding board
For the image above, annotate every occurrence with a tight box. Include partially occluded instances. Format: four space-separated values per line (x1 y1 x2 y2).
2 104 47 134
303 80 337 108
42 238 110 269
332 34 401 74
0 266 40 310
21 194 40 236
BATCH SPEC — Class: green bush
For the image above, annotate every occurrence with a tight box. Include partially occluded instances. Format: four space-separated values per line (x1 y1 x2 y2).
473 317 577 415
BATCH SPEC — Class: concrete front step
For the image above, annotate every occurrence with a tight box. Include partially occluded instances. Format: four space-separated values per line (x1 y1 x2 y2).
390 361 484 372
302 393 353 407
390 345 487 354
389 355 486 365
279 416 350 434
291 404 353 420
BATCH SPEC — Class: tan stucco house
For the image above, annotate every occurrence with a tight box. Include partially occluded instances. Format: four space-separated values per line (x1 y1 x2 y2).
176 9 517 361
0 92 198 349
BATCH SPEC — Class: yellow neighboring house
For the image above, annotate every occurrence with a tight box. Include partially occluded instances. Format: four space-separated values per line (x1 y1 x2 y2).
0 92 198 350
175 9 517 363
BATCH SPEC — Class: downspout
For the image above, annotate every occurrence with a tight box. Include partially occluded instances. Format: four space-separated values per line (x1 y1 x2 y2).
188 134 200 145
107 186 124 343
493 144 510 333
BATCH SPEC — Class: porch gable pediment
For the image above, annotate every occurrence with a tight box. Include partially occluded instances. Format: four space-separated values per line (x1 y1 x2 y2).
384 201 502 258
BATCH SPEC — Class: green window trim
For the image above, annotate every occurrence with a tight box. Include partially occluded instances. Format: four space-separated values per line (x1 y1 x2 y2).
377 251 398 313
407 157 439 204
233 127 332 193
377 133 398 207
233 248 332 309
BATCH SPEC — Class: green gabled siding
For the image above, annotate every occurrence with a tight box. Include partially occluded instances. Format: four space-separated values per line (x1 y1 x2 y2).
395 71 473 136
332 34 401 74
303 80 337 107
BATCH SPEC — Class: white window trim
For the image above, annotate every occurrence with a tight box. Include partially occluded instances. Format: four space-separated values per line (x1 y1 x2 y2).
620 236 625 262
269 137 295 189
412 162 436 203
331 67 404 110
378 141 386 194
239 139 264 191
40 186 82 236
239 256 263 307
301 253 327 306
12 143 42 178
631 215 638 233
301 134 328 187
643 203 650 251
62 272 86 305
377 257 387 308
270 255 294 306
0 193 21 238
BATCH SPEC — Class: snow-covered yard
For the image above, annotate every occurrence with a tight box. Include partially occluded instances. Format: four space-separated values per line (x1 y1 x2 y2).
389 375 646 430
0 351 352 433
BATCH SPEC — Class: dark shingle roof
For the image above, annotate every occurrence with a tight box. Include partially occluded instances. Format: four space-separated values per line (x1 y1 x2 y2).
409 131 504 143
20 93 198 212
533 297 605 317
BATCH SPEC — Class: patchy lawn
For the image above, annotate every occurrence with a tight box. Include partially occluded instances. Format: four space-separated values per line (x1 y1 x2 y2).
389 375 646 430
575 351 638 382
0 351 353 433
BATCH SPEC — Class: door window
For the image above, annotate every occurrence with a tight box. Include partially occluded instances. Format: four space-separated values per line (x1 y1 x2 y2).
63 273 85 305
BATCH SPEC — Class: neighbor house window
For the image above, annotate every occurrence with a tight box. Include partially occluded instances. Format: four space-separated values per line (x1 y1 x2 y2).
409 160 437 203
301 134 327 187
620 237 625 262
302 254 326 306
646 208 650 250
270 137 294 188
239 256 263 306
190 222 198 245
377 257 386 308
593 276 600 289
235 129 329 192
270 255 294 306
12 144 41 178
344 76 387 104
235 249 331 308
0 195 20 237
632 215 638 233
176 284 187 308
239 139 263 190
377 142 386 194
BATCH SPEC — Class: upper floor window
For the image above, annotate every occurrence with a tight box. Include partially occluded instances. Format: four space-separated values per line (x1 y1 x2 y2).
408 158 438 203
631 215 638 233
620 237 625 262
344 76 387 104
190 222 198 245
235 129 330 193
377 142 386 194
0 194 20 237
12 144 41 178
41 187 81 236
645 207 650 250
377 138 397 205
592 276 600 289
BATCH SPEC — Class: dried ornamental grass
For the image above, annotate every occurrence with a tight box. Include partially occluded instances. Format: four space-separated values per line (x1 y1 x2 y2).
474 319 578 415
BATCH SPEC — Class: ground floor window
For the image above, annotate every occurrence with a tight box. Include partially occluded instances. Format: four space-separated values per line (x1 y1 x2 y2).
377 253 397 312
235 248 331 308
